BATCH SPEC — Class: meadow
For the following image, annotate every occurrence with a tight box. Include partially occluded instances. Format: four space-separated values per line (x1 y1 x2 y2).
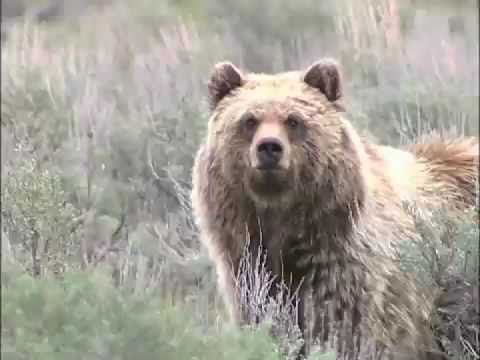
1 0 478 359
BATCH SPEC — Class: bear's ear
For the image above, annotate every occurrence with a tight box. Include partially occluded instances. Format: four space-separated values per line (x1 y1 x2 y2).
303 58 342 102
208 61 245 110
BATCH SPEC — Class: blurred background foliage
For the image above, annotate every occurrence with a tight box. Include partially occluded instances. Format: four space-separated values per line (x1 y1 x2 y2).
1 0 478 358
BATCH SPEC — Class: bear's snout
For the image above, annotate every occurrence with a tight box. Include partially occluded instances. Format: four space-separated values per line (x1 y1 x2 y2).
256 137 284 170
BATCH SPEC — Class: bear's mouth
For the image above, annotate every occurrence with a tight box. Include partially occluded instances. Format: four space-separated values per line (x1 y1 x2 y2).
246 168 291 199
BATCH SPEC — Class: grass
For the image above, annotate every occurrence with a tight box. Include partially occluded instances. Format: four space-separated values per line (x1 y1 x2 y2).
1 0 478 359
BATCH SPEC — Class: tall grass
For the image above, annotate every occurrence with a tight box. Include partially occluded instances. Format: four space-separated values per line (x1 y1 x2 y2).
1 0 478 359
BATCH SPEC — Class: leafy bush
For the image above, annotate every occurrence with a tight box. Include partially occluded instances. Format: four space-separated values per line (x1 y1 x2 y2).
1 0 478 359
399 205 479 358
1 142 83 277
1 267 336 360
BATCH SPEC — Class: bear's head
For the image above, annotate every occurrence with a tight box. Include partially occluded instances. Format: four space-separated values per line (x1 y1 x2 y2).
205 59 368 212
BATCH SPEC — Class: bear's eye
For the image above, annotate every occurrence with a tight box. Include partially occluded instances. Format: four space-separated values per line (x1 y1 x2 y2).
286 113 302 129
241 113 259 131
246 117 258 129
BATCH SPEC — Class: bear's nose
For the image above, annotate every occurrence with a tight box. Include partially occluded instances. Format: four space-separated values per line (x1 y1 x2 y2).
256 137 284 169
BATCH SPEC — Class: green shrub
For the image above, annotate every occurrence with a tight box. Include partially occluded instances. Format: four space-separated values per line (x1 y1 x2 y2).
1 268 334 360
1 0 478 359
1 143 82 277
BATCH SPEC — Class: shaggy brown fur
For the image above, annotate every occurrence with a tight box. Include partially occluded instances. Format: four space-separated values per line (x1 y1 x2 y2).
191 58 479 360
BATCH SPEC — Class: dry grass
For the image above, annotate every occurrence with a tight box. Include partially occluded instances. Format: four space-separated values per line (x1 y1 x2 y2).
1 0 478 359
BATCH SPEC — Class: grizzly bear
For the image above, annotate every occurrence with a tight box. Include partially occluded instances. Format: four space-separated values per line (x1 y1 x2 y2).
191 58 479 359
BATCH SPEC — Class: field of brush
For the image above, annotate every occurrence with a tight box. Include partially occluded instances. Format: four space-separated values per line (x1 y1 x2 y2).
1 1 478 359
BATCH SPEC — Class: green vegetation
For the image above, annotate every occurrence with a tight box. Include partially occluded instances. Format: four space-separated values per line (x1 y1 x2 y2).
1 266 287 360
1 0 478 359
